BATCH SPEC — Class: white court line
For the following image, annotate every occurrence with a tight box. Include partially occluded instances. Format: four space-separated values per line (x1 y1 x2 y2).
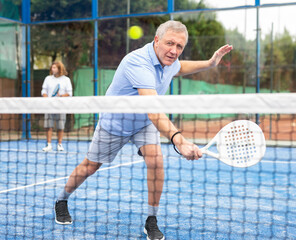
0 159 144 194
261 160 296 164
0 148 82 155
170 156 296 165
202 158 296 165
0 155 294 194
0 148 140 157
196 158 296 165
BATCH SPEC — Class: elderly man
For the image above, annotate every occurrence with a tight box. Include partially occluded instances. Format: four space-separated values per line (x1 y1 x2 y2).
54 20 232 240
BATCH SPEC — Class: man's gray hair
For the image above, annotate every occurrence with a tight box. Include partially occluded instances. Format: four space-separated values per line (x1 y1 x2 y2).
155 20 188 44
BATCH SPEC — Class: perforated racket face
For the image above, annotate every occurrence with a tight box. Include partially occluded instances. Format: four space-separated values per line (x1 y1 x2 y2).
216 120 266 168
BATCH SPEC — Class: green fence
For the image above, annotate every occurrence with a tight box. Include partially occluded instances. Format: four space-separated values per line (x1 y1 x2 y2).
0 24 18 80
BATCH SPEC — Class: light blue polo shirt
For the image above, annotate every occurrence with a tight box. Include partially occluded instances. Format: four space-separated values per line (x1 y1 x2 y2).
99 41 181 136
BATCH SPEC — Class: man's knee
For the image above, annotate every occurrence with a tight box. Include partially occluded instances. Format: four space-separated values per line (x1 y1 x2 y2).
141 145 163 169
80 158 102 176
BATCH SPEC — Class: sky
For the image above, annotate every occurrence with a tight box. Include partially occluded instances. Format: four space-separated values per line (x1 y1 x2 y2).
203 0 296 40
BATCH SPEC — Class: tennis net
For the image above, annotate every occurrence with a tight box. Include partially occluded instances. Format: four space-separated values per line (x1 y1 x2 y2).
0 93 295 240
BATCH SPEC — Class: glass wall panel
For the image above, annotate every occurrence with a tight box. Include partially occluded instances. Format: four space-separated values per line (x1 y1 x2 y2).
97 16 169 95
31 21 94 130
261 0 295 4
205 0 255 8
0 0 21 21
31 0 92 22
0 18 22 132
0 19 22 97
31 22 94 97
214 7 257 41
174 9 257 93
98 0 167 17
175 0 254 11
260 5 296 92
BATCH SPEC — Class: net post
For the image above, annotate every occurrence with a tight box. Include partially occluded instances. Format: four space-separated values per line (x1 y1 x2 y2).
255 0 261 124
21 0 31 139
93 18 98 124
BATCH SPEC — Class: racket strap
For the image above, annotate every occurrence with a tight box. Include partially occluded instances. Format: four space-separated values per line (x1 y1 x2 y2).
171 131 182 155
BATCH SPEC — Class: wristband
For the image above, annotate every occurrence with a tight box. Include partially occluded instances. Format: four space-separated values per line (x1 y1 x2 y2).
171 131 182 155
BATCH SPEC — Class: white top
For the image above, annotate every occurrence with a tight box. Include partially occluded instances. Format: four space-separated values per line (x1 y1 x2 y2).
41 75 73 97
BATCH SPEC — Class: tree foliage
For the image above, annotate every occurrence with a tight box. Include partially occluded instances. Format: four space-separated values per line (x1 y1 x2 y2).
31 0 92 21
263 29 296 91
31 22 93 78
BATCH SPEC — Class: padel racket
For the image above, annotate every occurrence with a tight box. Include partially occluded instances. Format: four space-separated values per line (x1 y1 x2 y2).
201 120 266 168
52 84 60 97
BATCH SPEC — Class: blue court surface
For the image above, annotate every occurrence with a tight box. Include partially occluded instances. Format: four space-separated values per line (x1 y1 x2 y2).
0 140 295 239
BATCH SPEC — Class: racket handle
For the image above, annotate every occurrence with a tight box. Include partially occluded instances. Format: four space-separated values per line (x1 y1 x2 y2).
200 147 219 159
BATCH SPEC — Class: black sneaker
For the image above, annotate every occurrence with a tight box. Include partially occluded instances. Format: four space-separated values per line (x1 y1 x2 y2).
54 200 72 225
144 216 165 240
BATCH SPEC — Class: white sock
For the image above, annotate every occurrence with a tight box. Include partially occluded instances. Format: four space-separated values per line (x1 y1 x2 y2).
148 205 159 216
57 189 71 201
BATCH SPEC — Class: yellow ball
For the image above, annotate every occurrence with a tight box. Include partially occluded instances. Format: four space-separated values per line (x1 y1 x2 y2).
128 26 143 40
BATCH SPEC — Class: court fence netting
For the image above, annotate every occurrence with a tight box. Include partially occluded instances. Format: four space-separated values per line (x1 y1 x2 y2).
0 93 295 240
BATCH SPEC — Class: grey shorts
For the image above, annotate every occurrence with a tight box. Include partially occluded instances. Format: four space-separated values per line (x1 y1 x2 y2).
86 124 160 163
44 114 66 130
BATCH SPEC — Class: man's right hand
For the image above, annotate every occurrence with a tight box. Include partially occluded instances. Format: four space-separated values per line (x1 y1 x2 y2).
175 138 202 161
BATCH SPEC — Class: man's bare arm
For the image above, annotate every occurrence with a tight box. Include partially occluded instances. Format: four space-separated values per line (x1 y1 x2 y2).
177 44 233 76
137 88 202 160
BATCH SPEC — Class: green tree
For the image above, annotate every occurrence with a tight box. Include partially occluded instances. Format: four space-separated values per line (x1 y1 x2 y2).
30 0 92 21
31 22 94 78
263 29 296 91
224 28 257 88
30 0 93 79
175 0 203 11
